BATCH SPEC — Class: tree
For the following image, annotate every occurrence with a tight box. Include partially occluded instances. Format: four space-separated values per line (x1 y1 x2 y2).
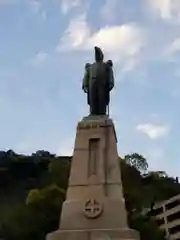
124 153 148 173
26 184 65 211
26 184 65 234
143 171 168 179
26 189 43 206
0 150 179 240
2 185 65 240
1 204 46 240
31 150 55 170
48 157 70 189
129 212 166 240
32 150 56 159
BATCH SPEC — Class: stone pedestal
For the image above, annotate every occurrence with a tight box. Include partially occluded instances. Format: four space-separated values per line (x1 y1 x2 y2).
47 116 139 240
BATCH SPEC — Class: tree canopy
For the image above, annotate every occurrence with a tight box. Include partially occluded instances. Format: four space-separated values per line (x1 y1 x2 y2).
0 150 178 239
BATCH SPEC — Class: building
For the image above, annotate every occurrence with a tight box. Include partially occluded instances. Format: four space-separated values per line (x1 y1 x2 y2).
150 194 180 239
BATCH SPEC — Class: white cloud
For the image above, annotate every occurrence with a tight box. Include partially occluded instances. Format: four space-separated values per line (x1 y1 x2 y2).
136 123 170 139
29 51 48 65
60 0 84 14
148 0 180 22
167 38 180 54
57 13 90 51
57 13 145 69
163 37 180 63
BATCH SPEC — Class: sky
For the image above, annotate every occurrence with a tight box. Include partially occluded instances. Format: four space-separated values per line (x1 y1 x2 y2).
0 0 180 178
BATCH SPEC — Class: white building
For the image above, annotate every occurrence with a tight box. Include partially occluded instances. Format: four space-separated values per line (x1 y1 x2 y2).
150 194 180 239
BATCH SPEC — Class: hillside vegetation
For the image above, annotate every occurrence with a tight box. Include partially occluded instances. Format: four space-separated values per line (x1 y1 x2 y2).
0 150 179 239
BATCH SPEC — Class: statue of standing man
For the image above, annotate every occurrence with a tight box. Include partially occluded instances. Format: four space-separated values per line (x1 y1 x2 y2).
82 46 114 115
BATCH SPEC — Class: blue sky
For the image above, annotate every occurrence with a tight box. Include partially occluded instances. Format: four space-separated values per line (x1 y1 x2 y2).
1 0 180 178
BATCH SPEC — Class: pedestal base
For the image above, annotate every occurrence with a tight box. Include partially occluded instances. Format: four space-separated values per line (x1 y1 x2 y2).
46 117 140 240
59 198 128 230
47 228 139 240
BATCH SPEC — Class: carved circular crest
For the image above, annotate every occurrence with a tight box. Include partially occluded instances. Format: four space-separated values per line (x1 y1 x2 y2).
83 199 103 219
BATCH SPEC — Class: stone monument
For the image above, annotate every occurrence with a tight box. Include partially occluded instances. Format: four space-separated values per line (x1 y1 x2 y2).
47 47 140 240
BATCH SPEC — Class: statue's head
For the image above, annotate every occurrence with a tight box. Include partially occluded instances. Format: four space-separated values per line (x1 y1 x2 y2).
94 46 104 62
107 60 113 67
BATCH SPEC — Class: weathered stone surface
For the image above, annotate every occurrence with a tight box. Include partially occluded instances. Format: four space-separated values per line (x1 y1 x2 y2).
46 116 139 240
47 228 139 240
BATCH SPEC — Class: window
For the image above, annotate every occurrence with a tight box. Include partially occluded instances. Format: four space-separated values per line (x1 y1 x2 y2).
151 207 163 216
166 199 180 210
169 224 180 235
167 211 180 223
156 217 165 226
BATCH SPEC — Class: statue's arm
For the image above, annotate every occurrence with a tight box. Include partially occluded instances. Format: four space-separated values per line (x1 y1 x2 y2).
108 65 114 91
82 63 90 93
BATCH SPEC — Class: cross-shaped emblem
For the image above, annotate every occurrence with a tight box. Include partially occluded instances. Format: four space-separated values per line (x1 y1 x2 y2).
83 199 103 219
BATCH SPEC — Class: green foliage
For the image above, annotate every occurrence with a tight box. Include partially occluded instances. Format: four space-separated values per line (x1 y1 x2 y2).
142 172 180 202
26 184 65 210
0 150 179 240
26 189 43 206
48 157 70 189
121 156 180 240
2 184 65 240
2 204 46 240
129 213 165 240
124 153 148 173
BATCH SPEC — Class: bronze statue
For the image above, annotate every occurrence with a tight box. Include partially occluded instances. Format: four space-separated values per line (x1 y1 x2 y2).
82 46 114 115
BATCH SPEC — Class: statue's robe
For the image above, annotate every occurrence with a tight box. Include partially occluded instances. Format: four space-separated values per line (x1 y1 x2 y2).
83 61 114 115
